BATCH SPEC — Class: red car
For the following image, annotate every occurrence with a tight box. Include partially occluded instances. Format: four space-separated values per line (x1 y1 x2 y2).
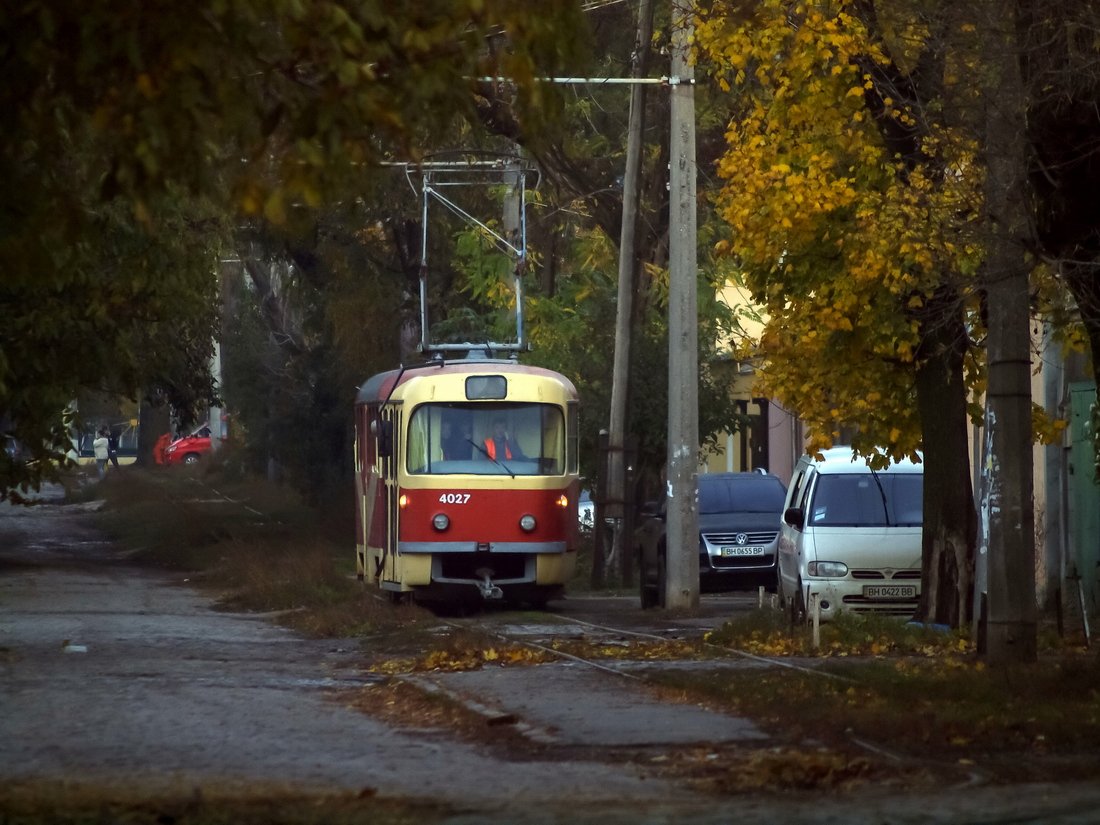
163 427 214 466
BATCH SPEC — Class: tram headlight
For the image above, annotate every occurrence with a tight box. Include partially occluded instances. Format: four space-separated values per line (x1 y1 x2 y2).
432 513 450 531
519 514 537 532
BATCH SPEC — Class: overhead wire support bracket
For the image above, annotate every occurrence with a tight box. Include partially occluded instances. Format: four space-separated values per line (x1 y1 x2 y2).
400 151 538 357
423 184 523 258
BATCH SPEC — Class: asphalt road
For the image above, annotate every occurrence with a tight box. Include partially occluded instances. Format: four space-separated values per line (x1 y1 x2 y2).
3 490 1100 824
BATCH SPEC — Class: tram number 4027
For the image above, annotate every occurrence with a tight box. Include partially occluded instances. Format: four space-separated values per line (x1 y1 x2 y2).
439 493 471 505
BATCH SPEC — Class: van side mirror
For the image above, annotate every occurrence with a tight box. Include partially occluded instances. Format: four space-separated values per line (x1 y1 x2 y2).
783 506 804 528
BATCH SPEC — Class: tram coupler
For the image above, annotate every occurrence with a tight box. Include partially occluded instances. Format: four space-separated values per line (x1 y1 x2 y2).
476 569 504 600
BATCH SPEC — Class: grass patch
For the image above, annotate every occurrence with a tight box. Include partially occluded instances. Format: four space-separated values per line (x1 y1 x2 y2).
647 609 1100 781
703 608 973 658
0 780 450 825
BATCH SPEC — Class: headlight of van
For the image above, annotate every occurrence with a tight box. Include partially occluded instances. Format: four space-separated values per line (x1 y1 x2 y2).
808 561 848 577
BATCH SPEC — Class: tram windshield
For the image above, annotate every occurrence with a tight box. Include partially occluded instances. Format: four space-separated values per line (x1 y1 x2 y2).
407 402 566 476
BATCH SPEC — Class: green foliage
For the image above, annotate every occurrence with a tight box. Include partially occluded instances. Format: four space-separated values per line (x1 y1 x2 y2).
448 218 751 486
4 1 587 215
222 212 406 502
1 190 222 498
1 0 586 499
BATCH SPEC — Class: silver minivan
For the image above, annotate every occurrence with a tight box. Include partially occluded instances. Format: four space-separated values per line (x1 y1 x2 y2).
778 447 923 622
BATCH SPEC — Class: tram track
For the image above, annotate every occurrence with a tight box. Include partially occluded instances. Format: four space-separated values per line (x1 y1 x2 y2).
534 615 940 768
392 610 982 790
550 614 857 681
334 589 954 783
417 608 962 774
439 609 853 683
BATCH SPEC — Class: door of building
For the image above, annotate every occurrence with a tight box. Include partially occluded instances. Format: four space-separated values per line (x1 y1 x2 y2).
1069 381 1100 610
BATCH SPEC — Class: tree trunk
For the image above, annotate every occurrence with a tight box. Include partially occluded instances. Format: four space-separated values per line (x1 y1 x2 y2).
915 288 977 626
136 399 171 467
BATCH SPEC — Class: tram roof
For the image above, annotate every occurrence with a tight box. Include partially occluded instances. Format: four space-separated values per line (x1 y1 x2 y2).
355 357 577 406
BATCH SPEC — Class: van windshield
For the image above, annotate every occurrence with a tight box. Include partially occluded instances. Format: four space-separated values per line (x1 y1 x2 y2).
809 473 923 527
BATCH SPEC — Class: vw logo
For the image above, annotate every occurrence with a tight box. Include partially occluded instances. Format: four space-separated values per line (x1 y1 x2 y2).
735 533 749 545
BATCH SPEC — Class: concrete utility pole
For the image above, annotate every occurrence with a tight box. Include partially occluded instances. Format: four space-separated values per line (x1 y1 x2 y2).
606 0 654 571
664 0 700 609
978 0 1037 662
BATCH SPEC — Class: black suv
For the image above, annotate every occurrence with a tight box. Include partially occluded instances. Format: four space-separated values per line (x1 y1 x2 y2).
635 471 788 608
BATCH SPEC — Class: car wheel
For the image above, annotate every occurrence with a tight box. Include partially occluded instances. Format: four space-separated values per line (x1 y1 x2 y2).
183 453 201 465
790 577 808 625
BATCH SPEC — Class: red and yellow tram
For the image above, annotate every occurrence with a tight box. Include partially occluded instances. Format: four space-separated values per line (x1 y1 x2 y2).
354 353 580 604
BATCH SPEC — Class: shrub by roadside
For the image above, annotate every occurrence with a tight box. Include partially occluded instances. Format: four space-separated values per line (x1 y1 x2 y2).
82 465 429 639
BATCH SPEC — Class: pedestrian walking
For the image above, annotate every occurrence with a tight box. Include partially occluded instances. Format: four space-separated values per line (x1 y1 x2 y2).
92 429 109 479
107 428 120 469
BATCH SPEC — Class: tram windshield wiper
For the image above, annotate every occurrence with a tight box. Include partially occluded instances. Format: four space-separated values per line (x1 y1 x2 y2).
467 437 516 478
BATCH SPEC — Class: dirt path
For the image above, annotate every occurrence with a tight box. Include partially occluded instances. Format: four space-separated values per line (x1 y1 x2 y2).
0 492 698 818
4 491 1100 824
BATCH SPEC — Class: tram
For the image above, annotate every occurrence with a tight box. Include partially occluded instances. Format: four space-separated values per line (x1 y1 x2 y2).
354 352 580 604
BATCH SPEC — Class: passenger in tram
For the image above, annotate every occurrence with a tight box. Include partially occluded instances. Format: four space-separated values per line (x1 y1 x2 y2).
441 418 473 461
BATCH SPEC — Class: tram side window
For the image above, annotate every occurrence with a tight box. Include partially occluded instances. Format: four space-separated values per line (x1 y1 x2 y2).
406 403 565 476
540 406 566 475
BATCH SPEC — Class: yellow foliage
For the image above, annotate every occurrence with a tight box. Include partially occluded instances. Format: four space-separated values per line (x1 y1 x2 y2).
697 0 985 454
1032 404 1068 446
369 644 552 675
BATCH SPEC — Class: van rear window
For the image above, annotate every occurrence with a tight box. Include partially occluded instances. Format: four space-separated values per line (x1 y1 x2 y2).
809 474 923 526
698 477 787 514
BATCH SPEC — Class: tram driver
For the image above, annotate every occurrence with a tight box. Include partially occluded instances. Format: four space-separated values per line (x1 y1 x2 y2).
483 417 525 461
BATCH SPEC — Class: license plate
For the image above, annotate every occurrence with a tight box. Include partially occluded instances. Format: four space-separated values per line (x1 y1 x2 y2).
862 585 916 599
721 545 765 557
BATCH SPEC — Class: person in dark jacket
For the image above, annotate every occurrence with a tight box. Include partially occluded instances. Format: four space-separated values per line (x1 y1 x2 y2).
107 428 120 469
441 419 472 461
